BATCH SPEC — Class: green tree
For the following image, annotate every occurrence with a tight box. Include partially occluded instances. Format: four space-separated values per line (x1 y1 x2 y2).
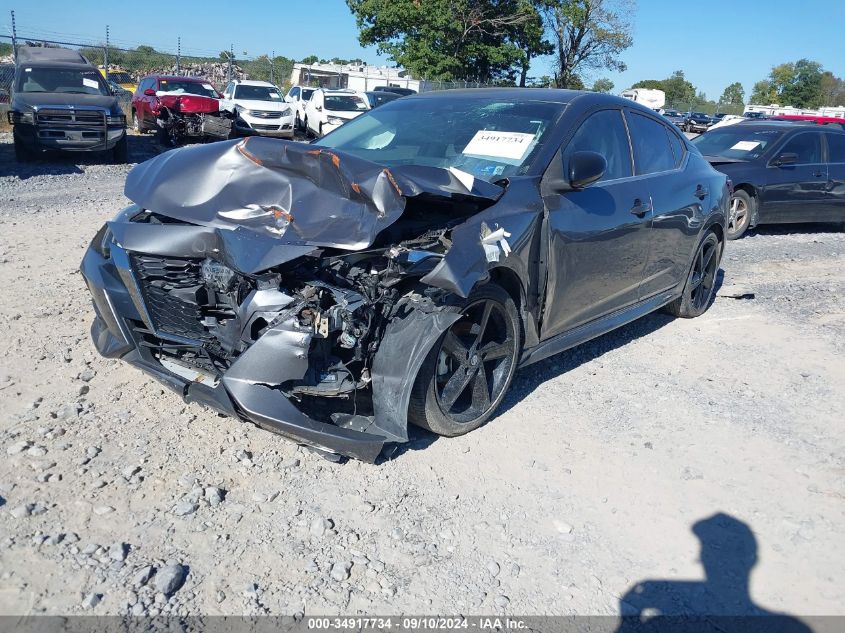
633 70 695 107
513 0 554 87
750 79 777 104
592 77 614 93
819 71 845 107
751 59 823 108
346 0 536 81
719 81 745 106
300 55 319 65
539 0 633 89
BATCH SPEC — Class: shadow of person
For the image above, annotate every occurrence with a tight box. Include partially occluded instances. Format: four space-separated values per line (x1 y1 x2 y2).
616 513 812 632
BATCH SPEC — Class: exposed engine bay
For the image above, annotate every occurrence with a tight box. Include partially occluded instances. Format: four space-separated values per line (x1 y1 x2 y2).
154 93 235 146
81 136 523 461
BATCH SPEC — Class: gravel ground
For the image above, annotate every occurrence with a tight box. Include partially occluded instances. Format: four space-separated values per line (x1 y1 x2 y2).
0 133 843 620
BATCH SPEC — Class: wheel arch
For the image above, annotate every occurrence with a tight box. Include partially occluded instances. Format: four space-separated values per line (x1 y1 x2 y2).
732 183 760 228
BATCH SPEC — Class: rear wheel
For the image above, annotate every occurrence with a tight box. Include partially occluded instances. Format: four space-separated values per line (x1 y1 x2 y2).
408 284 521 437
727 189 753 240
295 112 301 131
665 231 722 318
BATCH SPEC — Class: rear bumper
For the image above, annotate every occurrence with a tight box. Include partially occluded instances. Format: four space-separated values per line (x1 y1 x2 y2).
80 245 388 462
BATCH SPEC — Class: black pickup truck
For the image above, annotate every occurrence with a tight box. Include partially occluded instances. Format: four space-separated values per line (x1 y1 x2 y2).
7 46 128 162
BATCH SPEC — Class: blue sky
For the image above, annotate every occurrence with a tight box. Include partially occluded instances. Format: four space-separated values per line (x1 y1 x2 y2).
3 0 843 102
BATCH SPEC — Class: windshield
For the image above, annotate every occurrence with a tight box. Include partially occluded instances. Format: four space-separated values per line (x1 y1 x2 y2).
692 128 784 160
17 67 111 95
314 96 565 181
158 79 218 98
234 84 282 101
691 112 708 118
325 94 368 112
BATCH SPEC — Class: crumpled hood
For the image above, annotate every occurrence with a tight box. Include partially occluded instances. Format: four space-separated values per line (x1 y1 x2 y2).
124 136 504 252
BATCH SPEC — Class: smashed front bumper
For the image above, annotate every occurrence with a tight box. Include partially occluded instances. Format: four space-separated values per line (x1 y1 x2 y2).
80 242 391 462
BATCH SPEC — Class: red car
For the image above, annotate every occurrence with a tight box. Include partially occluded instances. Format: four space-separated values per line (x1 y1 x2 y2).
131 75 234 146
131 75 222 133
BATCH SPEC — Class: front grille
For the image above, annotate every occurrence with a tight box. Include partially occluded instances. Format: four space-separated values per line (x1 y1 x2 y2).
131 255 210 341
252 123 281 131
250 110 282 119
36 108 106 126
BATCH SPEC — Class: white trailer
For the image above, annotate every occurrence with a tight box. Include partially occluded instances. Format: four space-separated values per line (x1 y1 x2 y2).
620 88 666 110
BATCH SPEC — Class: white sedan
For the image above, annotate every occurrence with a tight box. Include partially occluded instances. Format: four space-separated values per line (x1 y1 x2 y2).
304 89 370 138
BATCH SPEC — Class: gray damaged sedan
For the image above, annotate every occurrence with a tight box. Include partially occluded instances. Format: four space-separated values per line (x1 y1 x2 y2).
81 89 728 461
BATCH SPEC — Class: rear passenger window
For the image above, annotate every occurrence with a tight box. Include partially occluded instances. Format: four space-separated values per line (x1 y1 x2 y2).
780 133 822 164
666 127 685 167
567 109 632 181
627 112 675 174
825 133 845 163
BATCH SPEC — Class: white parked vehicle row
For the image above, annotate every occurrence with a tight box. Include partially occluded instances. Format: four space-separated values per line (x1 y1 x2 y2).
303 88 370 138
222 79 295 139
284 85 316 131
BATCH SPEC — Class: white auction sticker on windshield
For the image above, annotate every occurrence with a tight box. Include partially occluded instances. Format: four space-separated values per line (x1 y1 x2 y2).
462 130 535 161
731 140 760 151
202 83 214 90
82 78 99 89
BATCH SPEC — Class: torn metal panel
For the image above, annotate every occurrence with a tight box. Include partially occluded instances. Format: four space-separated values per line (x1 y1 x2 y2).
370 301 462 442
421 179 544 298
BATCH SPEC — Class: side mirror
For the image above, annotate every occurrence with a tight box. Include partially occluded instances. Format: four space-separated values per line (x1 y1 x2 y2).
316 105 323 112
569 151 607 189
143 88 156 97
773 152 798 166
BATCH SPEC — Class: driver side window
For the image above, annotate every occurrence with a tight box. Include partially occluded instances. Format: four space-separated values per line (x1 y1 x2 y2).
780 133 822 164
567 109 632 182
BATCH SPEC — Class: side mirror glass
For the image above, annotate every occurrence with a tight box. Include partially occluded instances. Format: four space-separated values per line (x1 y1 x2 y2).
773 152 798 166
143 88 156 97
316 105 323 111
569 151 607 189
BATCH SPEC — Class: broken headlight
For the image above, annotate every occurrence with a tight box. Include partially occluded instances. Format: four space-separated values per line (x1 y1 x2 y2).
106 115 126 126
10 109 34 124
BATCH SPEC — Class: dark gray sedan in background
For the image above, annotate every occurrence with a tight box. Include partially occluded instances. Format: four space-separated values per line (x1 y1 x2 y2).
81 89 728 461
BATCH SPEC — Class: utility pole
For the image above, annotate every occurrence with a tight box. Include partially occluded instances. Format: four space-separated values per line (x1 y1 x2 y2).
10 10 17 61
226 44 233 82
104 25 109 81
176 37 181 74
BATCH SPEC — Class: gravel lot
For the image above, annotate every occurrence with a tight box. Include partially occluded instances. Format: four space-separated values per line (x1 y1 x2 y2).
0 133 843 620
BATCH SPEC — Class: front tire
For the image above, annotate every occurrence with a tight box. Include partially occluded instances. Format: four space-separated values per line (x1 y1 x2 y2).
665 231 722 319
111 135 129 164
408 284 521 437
727 189 753 240
13 136 32 162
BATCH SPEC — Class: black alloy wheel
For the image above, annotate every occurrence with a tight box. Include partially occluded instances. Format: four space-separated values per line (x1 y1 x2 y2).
409 284 520 437
665 231 722 318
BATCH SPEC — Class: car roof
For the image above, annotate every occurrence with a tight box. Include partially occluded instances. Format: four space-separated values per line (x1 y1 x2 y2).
16 46 88 64
144 75 210 82
726 120 845 133
232 80 277 87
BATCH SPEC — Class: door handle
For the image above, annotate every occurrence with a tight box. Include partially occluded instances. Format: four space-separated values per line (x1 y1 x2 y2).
812 171 825 178
694 185 709 200
630 198 651 217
